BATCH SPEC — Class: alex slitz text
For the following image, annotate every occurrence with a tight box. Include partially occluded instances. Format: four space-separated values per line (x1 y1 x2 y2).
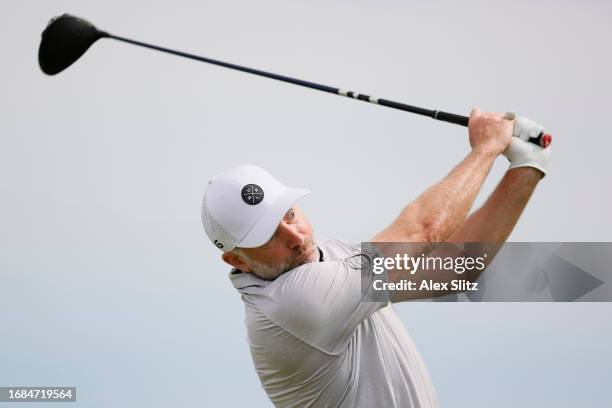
373 279 479 292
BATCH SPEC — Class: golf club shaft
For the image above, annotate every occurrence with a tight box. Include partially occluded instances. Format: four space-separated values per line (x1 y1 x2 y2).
103 33 551 147
104 32 467 125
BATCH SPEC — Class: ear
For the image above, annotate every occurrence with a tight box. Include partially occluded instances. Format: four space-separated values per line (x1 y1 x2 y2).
221 252 252 273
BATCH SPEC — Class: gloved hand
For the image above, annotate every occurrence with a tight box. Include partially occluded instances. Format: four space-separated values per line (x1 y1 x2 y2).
503 115 551 178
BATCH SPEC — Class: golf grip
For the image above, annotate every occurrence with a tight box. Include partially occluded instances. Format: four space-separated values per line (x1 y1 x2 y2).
104 33 551 148
430 111 551 148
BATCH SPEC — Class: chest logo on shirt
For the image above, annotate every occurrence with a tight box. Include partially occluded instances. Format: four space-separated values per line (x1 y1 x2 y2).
241 184 264 205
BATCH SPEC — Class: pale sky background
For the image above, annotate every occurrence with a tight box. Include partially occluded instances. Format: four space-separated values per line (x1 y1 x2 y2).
2 0 612 407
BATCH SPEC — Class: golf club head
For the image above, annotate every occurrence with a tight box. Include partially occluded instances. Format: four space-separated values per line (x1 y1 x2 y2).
38 14 107 75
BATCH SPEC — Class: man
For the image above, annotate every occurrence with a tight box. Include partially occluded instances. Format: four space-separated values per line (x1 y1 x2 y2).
201 109 550 407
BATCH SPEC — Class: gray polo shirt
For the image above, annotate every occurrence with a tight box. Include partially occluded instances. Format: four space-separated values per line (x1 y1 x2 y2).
230 237 439 408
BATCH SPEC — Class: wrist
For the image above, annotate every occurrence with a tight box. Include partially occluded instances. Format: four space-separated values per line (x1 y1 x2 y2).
506 166 543 182
470 146 499 160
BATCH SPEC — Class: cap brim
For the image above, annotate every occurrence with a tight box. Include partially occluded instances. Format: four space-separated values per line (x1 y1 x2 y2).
237 187 310 249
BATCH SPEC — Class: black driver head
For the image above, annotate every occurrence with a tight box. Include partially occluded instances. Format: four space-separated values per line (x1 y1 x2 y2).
38 14 107 75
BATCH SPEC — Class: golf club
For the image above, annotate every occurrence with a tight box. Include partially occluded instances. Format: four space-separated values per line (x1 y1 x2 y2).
38 13 551 148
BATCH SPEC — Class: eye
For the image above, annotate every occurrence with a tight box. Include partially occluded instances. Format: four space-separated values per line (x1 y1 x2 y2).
285 208 296 221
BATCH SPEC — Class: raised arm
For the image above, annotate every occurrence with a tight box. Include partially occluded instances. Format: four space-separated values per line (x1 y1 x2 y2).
447 167 542 243
385 132 551 302
372 108 514 244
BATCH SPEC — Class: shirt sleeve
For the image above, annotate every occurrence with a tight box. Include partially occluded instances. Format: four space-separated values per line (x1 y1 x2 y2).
257 252 388 355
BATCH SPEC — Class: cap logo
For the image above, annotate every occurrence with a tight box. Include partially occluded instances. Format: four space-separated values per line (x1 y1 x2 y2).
241 184 264 205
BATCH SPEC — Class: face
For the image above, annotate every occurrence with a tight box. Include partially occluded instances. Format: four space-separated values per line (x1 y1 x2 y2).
222 206 318 280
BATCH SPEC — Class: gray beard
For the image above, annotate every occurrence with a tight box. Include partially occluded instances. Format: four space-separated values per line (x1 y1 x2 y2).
246 240 318 281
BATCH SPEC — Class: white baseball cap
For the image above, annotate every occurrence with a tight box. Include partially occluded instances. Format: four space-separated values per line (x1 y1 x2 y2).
201 164 310 252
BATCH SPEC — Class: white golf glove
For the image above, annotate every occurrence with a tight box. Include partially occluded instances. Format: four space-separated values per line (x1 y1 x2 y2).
503 115 551 178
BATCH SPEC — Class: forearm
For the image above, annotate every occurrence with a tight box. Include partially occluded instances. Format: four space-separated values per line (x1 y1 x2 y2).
389 169 540 302
373 149 497 243
447 167 542 243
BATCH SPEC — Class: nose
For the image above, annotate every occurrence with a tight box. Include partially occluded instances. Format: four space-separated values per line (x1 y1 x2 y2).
277 222 304 250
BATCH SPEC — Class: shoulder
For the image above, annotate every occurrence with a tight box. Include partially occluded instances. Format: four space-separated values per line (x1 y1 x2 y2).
261 254 384 354
317 236 360 261
273 260 347 294
264 261 347 310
